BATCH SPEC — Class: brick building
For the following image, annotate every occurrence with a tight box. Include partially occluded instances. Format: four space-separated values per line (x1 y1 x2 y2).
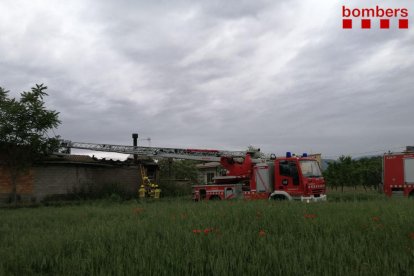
0 154 158 203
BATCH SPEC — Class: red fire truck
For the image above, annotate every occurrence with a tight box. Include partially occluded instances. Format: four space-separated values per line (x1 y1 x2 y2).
192 152 326 202
59 140 326 202
382 152 414 198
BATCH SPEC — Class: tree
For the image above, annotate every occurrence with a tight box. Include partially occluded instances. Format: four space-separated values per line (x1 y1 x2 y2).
0 84 61 204
158 159 199 196
353 157 382 191
158 159 199 182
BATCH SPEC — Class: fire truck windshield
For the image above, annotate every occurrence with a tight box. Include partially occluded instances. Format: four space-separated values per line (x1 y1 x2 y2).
299 160 322 177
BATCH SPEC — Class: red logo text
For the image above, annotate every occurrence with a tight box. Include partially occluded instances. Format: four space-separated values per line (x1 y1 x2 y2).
342 5 409 29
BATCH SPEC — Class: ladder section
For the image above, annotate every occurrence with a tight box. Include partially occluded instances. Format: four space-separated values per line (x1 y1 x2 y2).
139 164 147 185
59 140 247 161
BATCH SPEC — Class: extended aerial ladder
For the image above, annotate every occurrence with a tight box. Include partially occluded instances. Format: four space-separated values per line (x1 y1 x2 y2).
59 140 249 161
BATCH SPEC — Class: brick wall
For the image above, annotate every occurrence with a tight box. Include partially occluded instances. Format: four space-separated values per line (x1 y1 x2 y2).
0 166 34 202
0 163 141 203
33 163 140 201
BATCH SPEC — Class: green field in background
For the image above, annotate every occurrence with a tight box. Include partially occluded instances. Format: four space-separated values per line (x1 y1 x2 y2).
1 196 413 275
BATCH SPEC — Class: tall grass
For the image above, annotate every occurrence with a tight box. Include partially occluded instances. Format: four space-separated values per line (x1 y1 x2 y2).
1 198 413 275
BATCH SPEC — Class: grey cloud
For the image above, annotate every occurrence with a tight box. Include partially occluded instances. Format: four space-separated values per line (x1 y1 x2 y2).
1 0 413 158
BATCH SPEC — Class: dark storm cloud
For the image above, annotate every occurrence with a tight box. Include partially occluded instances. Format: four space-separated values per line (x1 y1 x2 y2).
1 0 413 158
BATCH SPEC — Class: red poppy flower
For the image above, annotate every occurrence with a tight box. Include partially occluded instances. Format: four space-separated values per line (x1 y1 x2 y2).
304 214 317 219
259 230 266 237
133 207 144 214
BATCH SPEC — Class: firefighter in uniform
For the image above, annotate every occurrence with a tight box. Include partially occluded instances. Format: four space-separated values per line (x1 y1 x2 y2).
154 184 161 199
149 183 155 198
138 184 146 198
143 176 151 197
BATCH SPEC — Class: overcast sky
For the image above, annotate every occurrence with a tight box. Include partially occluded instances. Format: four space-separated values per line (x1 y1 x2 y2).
1 0 413 159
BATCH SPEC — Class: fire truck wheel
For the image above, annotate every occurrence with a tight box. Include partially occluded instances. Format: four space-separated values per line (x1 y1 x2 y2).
270 194 287 201
409 191 414 199
209 195 221 200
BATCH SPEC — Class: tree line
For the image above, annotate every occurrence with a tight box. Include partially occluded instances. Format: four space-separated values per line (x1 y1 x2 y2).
323 156 382 191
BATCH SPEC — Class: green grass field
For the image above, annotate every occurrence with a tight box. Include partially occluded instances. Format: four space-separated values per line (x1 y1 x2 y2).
1 194 414 275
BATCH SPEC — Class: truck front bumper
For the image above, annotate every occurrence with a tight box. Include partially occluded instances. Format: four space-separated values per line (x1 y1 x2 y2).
300 194 327 202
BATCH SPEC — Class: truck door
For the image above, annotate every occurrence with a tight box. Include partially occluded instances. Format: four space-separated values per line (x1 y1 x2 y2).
225 187 234 199
404 158 414 185
255 164 270 193
277 160 301 194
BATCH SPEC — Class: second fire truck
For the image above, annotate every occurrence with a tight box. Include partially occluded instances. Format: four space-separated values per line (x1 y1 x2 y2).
382 151 414 198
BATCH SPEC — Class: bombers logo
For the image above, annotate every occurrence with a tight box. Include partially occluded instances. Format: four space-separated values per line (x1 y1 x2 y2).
342 5 409 29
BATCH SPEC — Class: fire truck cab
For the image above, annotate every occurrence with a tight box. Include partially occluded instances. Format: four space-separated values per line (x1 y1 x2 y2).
272 155 326 201
382 152 414 198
